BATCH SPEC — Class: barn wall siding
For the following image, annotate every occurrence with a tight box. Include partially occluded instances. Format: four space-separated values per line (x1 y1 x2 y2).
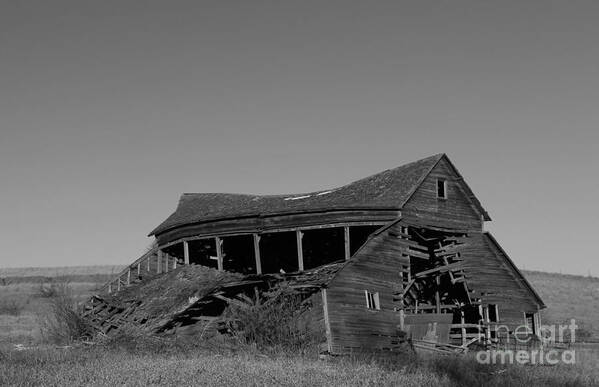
325 224 409 354
300 291 328 347
402 158 483 231
456 232 540 329
323 222 543 353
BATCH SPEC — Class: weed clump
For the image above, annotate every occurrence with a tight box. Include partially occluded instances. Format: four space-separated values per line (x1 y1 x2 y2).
223 284 323 354
0 300 24 316
39 284 95 344
38 280 71 299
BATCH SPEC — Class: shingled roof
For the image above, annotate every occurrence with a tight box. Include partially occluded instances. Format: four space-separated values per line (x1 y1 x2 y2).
149 153 486 236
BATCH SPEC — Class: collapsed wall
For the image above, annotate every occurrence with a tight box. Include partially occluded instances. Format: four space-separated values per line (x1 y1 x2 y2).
83 263 342 338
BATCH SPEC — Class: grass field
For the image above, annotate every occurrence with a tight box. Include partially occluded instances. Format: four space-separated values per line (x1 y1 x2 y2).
0 265 597 386
0 267 115 345
1 342 597 386
523 270 599 340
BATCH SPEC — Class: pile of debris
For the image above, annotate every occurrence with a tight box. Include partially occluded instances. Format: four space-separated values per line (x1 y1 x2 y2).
82 262 344 337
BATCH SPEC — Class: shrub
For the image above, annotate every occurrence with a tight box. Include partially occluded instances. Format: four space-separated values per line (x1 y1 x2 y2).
38 280 71 299
39 284 95 344
0 300 24 316
223 284 322 353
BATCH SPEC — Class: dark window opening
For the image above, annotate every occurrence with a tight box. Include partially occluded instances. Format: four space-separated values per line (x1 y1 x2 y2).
162 243 184 263
188 238 218 268
302 227 345 270
437 179 447 199
221 235 256 274
349 225 381 256
488 304 498 322
365 290 380 310
525 313 536 335
259 232 299 274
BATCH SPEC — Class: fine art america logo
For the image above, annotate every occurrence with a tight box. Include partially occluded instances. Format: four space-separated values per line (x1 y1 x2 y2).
476 319 578 365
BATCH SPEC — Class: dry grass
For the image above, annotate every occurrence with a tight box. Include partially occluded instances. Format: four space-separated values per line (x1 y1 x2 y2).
0 280 103 345
0 343 597 386
0 266 598 385
0 345 446 387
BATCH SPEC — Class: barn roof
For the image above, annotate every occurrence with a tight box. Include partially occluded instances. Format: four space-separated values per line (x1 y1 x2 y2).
149 153 489 236
483 232 545 308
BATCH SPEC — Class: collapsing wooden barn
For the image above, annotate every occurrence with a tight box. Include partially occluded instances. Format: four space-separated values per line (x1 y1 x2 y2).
90 153 544 354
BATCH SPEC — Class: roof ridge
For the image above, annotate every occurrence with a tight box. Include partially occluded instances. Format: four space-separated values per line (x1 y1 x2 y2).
149 153 447 236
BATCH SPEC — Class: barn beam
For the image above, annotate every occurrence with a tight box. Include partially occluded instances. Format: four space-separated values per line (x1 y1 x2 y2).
435 275 441 314
215 236 223 271
183 240 190 265
253 234 262 274
344 226 350 260
157 250 162 274
296 230 304 271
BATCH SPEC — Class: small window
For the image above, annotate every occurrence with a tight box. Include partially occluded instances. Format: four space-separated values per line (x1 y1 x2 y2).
488 304 499 322
525 312 536 335
364 290 380 310
437 179 447 199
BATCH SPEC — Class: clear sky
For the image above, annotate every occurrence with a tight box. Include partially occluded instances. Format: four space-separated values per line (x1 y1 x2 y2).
1 1 597 275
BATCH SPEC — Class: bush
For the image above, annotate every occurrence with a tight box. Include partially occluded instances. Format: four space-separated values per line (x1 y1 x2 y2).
0 300 24 316
38 280 71 299
39 284 95 344
223 284 322 353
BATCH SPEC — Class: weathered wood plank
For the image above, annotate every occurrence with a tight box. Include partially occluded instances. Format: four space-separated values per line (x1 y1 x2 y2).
183 240 190 265
297 230 304 271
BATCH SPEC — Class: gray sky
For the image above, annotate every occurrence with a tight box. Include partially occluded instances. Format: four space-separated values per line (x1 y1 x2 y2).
1 1 597 275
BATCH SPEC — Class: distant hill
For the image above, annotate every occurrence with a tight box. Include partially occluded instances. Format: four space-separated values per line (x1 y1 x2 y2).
0 265 126 286
0 265 126 277
523 270 599 340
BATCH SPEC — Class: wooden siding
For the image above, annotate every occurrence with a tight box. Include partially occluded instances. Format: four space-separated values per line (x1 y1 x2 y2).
323 221 543 353
156 209 399 246
402 157 483 231
302 291 328 348
460 232 542 329
325 222 409 353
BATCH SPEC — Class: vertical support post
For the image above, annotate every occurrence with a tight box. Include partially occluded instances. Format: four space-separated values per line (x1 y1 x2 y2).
137 262 141 276
253 234 262 274
296 230 304 271
435 275 441 314
147 254 151 272
165 253 170 273
344 226 350 260
157 250 162 274
127 269 131 286
399 309 405 331
322 289 333 353
183 240 190 265
461 310 466 346
108 283 112 293
117 278 121 291
215 237 223 271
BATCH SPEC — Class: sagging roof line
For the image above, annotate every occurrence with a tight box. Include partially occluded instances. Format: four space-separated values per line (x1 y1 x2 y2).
149 153 490 236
